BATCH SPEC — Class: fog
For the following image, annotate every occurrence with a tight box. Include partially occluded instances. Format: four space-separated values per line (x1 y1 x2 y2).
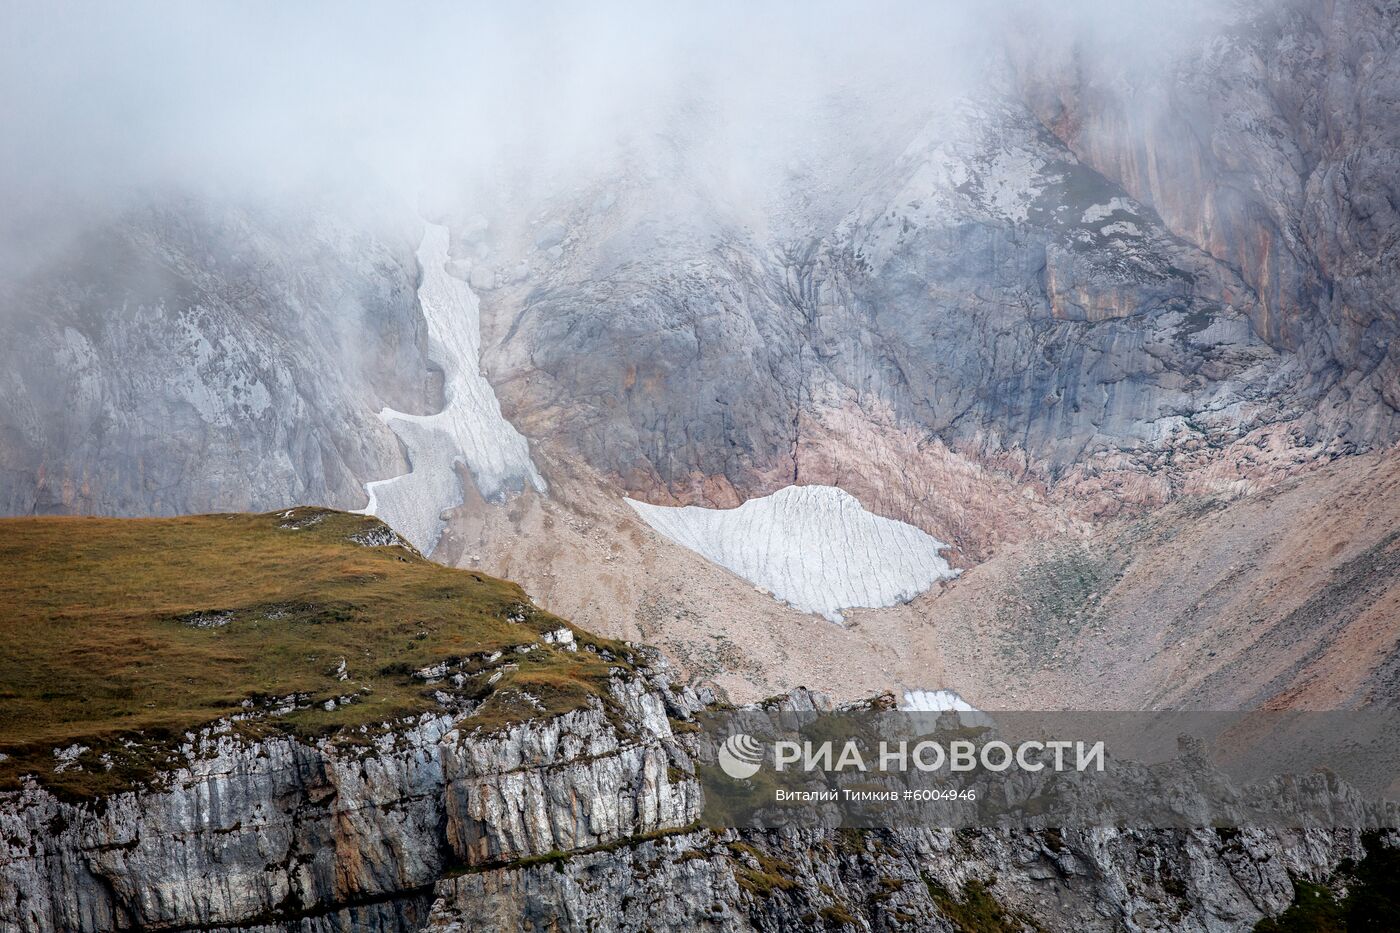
1 0 1244 266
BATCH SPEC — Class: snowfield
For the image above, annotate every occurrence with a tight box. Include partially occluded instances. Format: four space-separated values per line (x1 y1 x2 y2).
626 484 957 622
901 688 990 724
901 689 982 713
359 223 544 555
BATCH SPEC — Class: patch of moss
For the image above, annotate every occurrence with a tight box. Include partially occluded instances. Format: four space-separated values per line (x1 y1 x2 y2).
871 876 907 902
922 875 1030 933
1255 833 1400 932
1016 549 1116 623
819 903 858 926
1342 832 1400 926
996 546 1119 665
727 841 799 897
1254 879 1345 933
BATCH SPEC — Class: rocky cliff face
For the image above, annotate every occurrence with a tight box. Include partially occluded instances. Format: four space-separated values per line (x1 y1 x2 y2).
456 0 1397 562
428 824 1363 933
0 653 702 932
481 92 1291 517
0 659 1378 933
2 5 1397 926
2 1 1393 566
0 196 429 517
1013 0 1400 454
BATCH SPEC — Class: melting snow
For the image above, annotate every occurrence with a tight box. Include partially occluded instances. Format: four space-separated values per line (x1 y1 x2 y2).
359 223 544 555
1081 197 1135 224
901 689 978 713
625 485 957 622
901 689 990 726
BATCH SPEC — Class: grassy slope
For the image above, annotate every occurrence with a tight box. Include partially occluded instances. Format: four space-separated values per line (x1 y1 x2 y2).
0 507 635 796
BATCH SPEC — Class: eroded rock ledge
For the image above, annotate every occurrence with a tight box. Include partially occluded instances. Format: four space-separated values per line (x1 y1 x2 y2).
1 658 1383 932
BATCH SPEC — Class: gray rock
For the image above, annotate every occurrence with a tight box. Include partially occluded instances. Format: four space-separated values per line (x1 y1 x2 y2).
1 658 1377 932
0 197 433 517
534 221 567 251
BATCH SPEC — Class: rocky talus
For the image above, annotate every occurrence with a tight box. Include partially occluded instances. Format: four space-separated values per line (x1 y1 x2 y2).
0 662 1380 932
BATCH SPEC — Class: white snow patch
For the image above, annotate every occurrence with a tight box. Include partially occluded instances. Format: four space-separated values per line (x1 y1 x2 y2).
901 689 991 725
358 224 544 555
900 689 978 713
625 485 957 623
1099 220 1143 238
1081 197 1135 224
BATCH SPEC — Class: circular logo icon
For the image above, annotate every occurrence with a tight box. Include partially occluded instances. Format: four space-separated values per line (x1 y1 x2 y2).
718 732 763 779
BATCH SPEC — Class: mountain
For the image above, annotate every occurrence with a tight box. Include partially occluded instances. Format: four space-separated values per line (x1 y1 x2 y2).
0 510 1389 932
3 2 1396 715
5 4 1394 533
1 3 1399 927
0 198 428 517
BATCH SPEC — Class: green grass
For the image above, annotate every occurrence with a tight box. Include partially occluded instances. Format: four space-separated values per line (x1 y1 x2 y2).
1254 833 1400 932
921 875 1038 933
727 841 799 897
0 507 635 797
1254 879 1345 933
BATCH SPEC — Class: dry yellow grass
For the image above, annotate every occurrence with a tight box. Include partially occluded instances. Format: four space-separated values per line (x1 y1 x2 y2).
0 507 632 796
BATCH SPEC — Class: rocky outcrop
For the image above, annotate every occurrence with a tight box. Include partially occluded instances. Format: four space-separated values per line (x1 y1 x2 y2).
476 77 1377 557
0 658 702 932
1013 0 1400 453
427 825 1366 933
1 651 1385 932
2 2 1393 569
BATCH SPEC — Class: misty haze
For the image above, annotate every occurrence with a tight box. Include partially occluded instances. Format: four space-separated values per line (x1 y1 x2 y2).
1 1 1398 931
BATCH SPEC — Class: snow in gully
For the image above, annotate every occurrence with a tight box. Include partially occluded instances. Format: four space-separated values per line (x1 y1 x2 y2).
359 223 544 555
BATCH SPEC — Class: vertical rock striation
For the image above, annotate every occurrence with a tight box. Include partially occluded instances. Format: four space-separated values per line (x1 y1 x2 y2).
0 661 701 932
1 657 1384 933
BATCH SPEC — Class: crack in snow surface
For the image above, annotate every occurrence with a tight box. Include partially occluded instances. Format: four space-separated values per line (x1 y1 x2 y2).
626 485 957 622
358 223 544 555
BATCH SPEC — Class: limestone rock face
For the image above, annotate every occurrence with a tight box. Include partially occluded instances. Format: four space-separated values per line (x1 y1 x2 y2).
1012 0 1400 451
427 826 1361 933
2 2 1394 564
468 0 1399 553
0 197 430 517
479 90 1313 548
1 3 1396 929
0 661 1377 933
0 659 702 932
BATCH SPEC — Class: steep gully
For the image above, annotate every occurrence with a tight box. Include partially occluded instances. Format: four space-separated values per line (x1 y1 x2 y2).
357 224 546 556
370 224 962 631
